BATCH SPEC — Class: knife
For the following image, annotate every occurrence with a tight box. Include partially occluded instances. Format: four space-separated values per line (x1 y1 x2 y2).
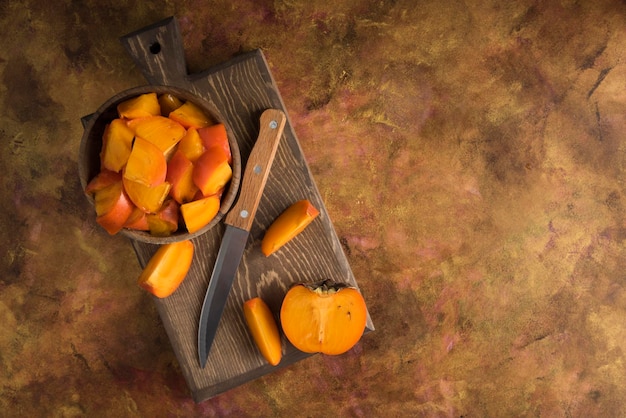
198 108 287 368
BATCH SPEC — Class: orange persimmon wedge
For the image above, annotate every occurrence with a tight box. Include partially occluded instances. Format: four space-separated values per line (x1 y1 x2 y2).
168 101 212 129
166 150 198 204
192 148 232 196
101 119 135 172
180 195 220 233
243 297 282 366
158 93 183 116
123 176 171 214
261 200 320 256
138 240 194 298
198 123 232 164
124 206 150 231
85 169 122 195
117 92 161 119
127 116 186 154
146 199 180 237
177 127 205 163
93 181 134 235
124 137 167 187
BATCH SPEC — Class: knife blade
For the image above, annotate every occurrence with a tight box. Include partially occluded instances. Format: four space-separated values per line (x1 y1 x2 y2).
198 108 287 368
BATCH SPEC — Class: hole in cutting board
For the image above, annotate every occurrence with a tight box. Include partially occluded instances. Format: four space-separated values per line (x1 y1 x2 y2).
149 42 161 54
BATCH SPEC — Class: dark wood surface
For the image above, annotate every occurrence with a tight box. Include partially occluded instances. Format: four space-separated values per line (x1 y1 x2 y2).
119 17 373 403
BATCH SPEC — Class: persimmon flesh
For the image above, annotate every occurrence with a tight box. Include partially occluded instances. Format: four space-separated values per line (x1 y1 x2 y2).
123 176 171 214
124 207 149 231
127 115 186 154
192 148 232 196
85 169 122 196
138 240 194 298
146 199 179 237
243 297 282 366
100 119 135 172
280 280 367 355
168 101 212 128
123 137 167 187
157 93 183 116
180 195 220 233
261 200 320 256
166 150 198 204
198 123 232 164
117 92 161 119
93 181 134 235
178 127 206 163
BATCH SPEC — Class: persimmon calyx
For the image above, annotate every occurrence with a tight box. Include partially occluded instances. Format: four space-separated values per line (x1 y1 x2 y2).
301 279 349 294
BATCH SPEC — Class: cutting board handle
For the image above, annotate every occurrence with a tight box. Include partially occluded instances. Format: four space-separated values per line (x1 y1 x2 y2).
120 16 190 88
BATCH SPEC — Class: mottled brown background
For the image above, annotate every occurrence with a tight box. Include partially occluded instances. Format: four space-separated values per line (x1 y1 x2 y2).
2 0 626 416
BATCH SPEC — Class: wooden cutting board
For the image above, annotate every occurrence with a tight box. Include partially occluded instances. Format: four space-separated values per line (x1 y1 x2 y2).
114 17 374 403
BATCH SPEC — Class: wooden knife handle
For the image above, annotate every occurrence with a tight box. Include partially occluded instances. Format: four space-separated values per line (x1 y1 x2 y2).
224 109 287 231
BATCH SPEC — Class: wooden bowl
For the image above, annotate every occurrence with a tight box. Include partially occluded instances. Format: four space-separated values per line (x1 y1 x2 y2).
78 85 241 244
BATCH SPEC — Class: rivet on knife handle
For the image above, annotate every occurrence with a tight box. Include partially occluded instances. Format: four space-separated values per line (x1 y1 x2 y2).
197 108 286 369
225 109 287 231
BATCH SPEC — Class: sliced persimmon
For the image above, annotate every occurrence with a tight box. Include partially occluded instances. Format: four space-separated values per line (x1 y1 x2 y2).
138 240 194 298
124 206 150 231
101 119 135 172
124 137 167 187
127 116 186 154
166 150 198 204
147 199 179 236
168 101 212 129
158 93 183 116
243 297 282 366
85 169 122 196
180 195 220 233
261 200 320 256
117 92 161 119
198 123 232 164
123 176 171 214
177 127 205 163
192 148 232 197
93 181 134 235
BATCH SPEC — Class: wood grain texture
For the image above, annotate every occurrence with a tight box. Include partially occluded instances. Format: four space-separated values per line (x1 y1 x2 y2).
123 17 373 402
225 109 286 231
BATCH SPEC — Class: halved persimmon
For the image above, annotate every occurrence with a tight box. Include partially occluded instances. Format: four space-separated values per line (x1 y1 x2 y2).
280 280 367 355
